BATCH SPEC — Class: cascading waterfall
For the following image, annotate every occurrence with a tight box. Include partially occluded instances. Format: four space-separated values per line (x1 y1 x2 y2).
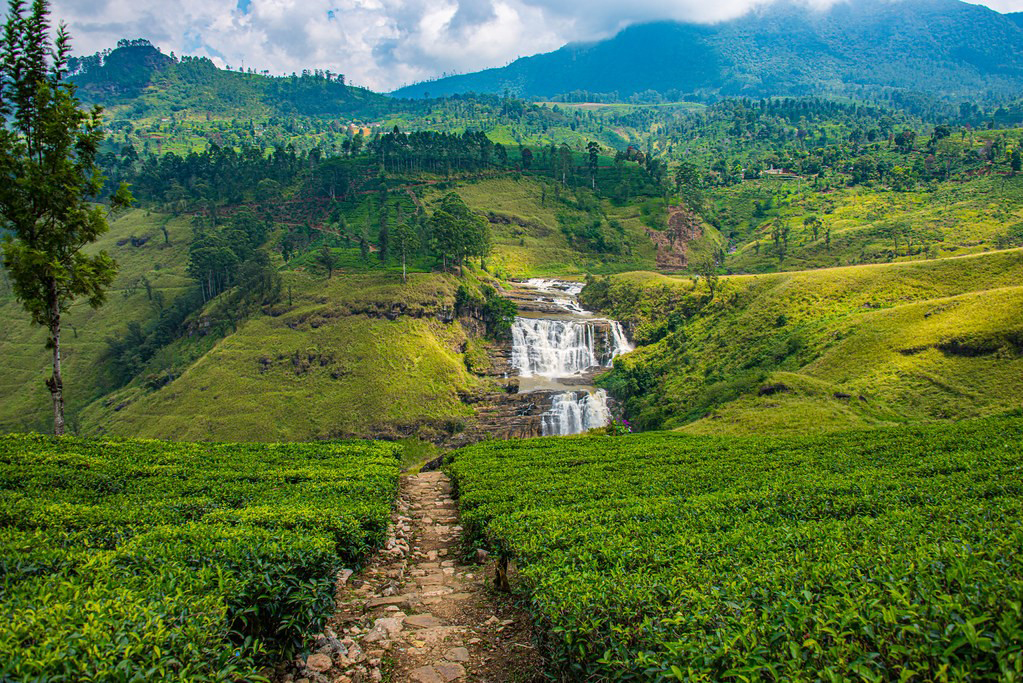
510 279 633 436
511 318 598 377
511 318 633 377
541 389 612 436
608 321 633 358
524 279 588 314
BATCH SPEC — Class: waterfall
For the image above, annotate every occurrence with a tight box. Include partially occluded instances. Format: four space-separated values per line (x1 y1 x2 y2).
523 279 588 314
607 321 634 362
511 318 632 377
511 318 599 377
509 280 632 437
542 390 612 436
524 279 584 297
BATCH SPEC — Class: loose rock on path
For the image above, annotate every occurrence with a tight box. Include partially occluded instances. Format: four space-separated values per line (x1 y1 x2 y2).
282 470 542 683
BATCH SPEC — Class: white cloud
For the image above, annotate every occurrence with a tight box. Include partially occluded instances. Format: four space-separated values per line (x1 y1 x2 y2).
51 0 1023 92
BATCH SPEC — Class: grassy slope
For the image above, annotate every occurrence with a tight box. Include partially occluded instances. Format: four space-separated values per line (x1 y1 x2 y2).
80 271 488 442
602 249 1023 434
4 172 672 440
0 210 193 433
714 175 1023 273
438 176 659 277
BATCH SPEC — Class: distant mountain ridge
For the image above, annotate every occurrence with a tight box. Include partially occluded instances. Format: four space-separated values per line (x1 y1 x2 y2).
70 41 392 118
391 0 1023 101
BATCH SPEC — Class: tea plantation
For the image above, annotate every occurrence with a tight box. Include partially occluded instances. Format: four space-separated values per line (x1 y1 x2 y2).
448 416 1023 681
0 434 400 681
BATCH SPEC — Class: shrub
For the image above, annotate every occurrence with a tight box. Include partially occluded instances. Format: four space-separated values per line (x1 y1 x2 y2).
0 434 400 681
448 417 1023 681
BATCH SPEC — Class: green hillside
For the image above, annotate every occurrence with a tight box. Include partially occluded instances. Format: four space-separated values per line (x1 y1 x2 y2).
80 271 488 442
0 205 496 442
433 176 664 276
712 174 1023 272
584 249 1023 433
0 209 194 434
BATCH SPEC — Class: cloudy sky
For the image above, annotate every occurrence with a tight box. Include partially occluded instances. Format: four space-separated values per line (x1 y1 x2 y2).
53 0 1023 92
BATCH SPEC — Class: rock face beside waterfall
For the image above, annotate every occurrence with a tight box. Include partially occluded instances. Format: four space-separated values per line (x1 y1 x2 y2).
454 390 556 444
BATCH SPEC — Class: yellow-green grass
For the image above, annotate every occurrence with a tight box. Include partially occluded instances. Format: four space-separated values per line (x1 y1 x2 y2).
683 285 1023 434
678 371 894 436
0 210 193 433
718 175 1023 273
435 176 659 277
600 249 1023 434
79 271 488 442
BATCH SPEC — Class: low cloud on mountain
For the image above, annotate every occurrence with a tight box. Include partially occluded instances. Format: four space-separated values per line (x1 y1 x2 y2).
53 0 1023 91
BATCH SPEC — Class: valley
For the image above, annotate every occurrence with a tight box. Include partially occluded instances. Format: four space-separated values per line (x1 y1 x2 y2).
2 2 1023 681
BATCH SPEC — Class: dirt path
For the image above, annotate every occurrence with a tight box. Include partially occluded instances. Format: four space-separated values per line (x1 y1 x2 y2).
285 470 541 683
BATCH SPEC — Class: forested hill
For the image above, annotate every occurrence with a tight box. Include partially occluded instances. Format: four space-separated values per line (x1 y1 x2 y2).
391 0 1023 102
69 40 394 118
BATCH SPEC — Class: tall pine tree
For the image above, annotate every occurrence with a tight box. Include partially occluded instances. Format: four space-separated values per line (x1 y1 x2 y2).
0 0 132 434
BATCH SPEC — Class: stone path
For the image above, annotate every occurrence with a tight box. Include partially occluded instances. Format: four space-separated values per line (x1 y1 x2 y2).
282 470 541 683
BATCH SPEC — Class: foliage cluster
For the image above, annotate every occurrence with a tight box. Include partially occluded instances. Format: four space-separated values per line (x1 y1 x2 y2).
0 433 400 680
455 283 518 339
447 417 1023 681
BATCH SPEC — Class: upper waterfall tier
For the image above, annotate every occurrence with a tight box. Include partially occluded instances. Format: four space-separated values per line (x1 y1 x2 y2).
511 317 632 378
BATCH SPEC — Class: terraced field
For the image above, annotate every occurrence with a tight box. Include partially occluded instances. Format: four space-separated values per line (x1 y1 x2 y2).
0 434 400 681
448 417 1023 681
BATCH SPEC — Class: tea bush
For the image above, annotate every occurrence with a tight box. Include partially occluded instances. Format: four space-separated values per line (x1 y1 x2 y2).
449 417 1023 681
0 434 400 681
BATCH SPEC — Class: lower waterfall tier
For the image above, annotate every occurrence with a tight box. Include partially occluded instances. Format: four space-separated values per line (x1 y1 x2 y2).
542 390 612 436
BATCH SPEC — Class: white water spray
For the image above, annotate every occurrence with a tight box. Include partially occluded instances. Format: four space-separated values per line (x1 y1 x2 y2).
511 318 599 377
608 321 634 359
510 318 633 377
541 389 612 436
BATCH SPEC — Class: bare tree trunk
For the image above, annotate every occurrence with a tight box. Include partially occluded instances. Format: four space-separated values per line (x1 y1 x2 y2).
402 253 407 283
494 554 510 592
46 281 65 436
